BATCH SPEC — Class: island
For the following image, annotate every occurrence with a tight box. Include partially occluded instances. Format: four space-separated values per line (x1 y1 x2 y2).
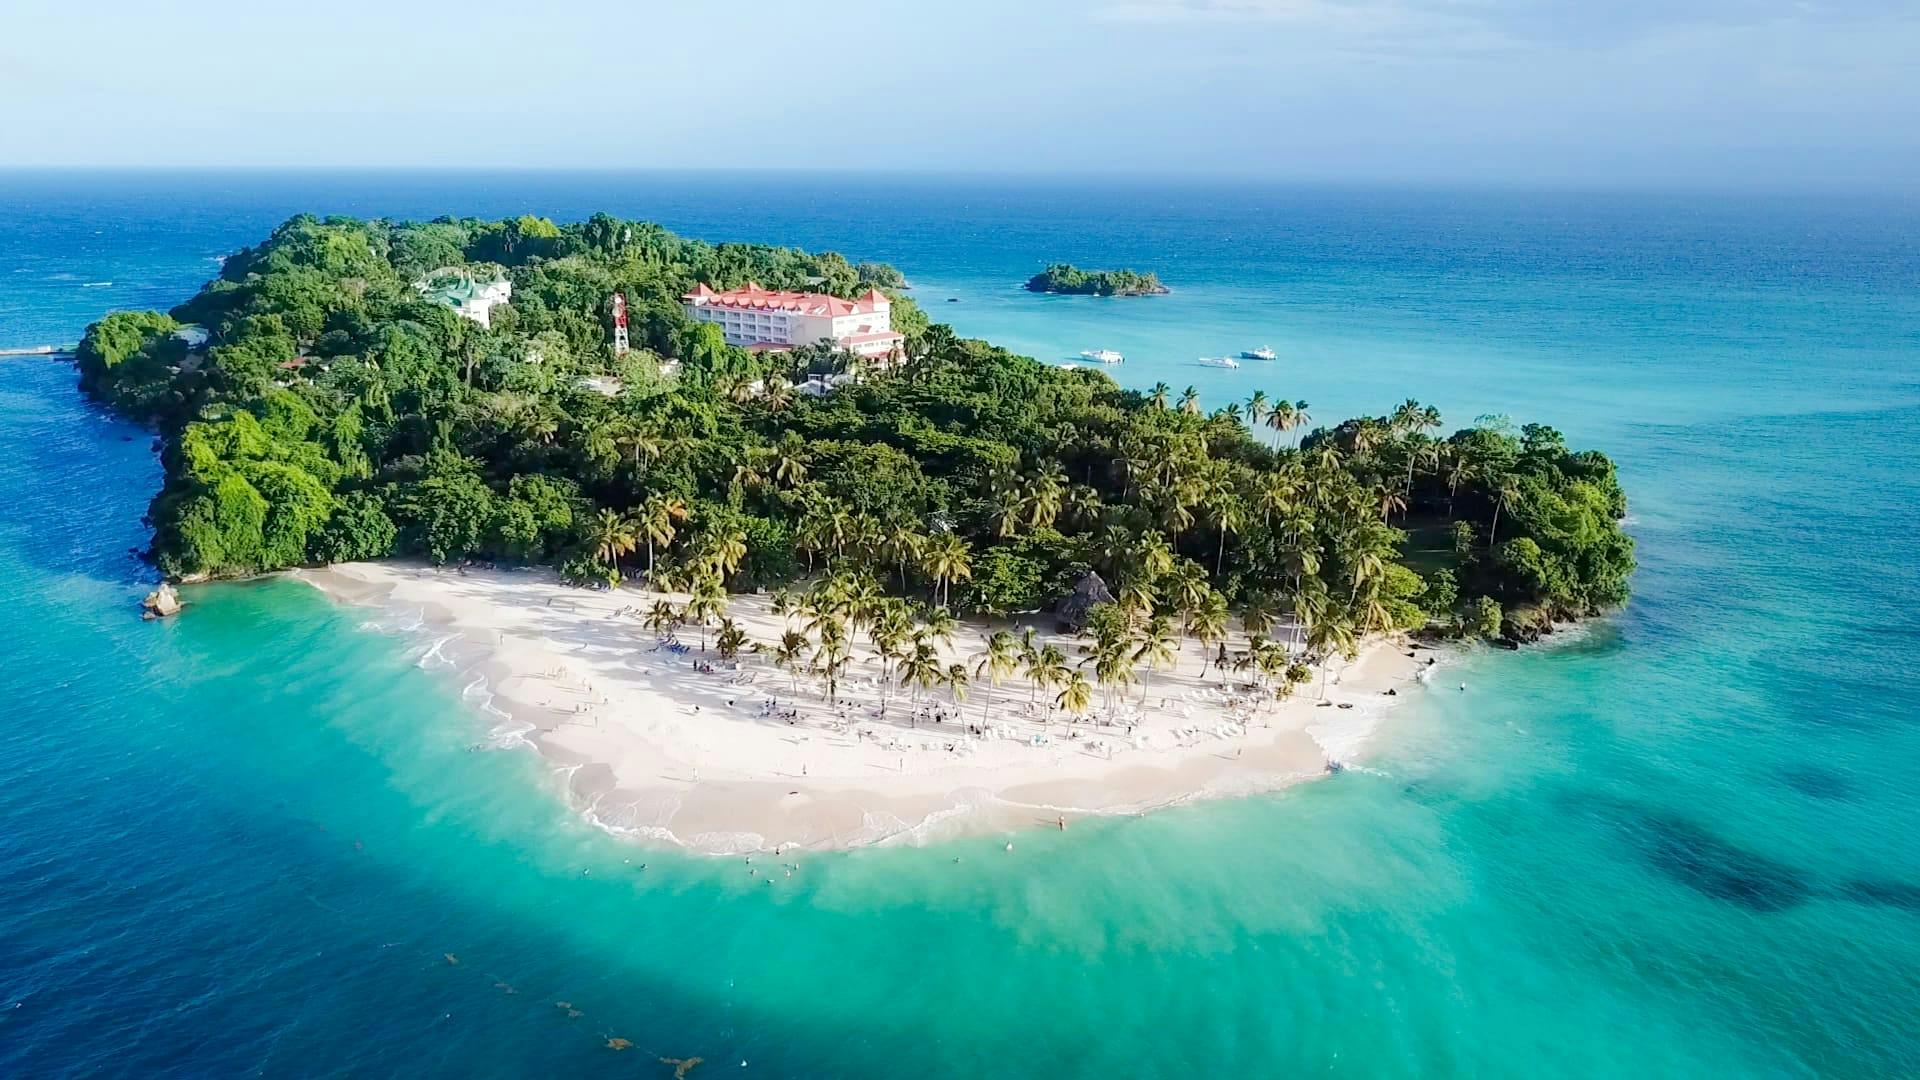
75 212 1633 851
1024 263 1169 296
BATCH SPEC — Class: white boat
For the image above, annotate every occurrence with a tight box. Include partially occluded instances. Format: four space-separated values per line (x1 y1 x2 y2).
1197 356 1240 369
1057 362 1082 370
1240 346 1276 361
1079 348 1124 364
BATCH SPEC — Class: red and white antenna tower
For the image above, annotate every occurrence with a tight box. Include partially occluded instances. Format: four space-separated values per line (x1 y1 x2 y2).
612 292 629 357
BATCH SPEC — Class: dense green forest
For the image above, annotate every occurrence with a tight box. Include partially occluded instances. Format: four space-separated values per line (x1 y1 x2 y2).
77 212 1631 651
1024 264 1168 296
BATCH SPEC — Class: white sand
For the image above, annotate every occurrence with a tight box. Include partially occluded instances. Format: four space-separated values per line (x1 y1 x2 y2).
300 562 1429 854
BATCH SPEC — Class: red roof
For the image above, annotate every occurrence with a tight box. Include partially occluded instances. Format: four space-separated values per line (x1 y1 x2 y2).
837 330 905 345
683 281 888 318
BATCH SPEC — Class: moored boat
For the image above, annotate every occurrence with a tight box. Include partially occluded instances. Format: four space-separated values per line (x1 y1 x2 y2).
1240 346 1276 361
1079 348 1124 363
1197 356 1240 369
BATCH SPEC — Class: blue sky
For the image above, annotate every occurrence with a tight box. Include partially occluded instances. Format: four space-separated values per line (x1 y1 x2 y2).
2 0 1915 187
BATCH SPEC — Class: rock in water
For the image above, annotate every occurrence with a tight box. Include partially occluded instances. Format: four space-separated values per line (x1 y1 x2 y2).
142 583 182 619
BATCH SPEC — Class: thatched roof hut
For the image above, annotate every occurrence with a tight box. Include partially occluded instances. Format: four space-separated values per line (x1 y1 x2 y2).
1055 570 1116 632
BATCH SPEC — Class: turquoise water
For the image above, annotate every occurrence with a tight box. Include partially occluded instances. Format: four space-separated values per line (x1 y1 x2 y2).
3 173 1918 1076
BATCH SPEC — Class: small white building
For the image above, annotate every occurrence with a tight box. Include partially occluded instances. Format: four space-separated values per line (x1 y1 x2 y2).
797 372 857 397
682 282 904 362
416 272 513 328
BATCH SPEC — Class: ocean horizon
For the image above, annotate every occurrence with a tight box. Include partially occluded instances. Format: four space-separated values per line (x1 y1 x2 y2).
3 170 1917 1077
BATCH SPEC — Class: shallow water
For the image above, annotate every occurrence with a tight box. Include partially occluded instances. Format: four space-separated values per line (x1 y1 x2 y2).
2 173 1917 1077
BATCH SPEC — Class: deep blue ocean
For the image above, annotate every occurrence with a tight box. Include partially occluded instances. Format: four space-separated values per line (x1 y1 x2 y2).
2 171 1918 1077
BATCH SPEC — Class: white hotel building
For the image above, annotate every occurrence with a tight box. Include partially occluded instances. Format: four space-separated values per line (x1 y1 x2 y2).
682 283 905 362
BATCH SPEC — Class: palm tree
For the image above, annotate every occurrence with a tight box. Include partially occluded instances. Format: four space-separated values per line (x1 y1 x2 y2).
1132 615 1178 705
880 520 925 592
1245 390 1270 431
703 527 749 582
510 405 559 447
1022 463 1067 530
1345 545 1387 603
643 600 681 640
1063 483 1102 529
580 419 621 472
921 534 972 609
1190 591 1230 678
1134 533 1175 580
989 486 1025 539
1026 643 1068 704
1390 398 1426 437
1350 418 1389 456
1442 443 1475 513
636 496 687 580
683 574 728 653
1264 399 1294 447
1055 670 1093 718
869 608 911 707
615 423 662 469
772 630 809 693
1209 492 1246 577
772 439 809 489
972 631 1019 724
944 663 970 707
1087 641 1136 714
1148 382 1171 409
1169 561 1210 634
1489 477 1522 545
1308 616 1358 699
921 606 958 651
1239 593 1277 643
731 448 769 494
588 508 637 582
813 618 850 703
1257 465 1301 529
1400 439 1440 509
763 374 795 415
1117 577 1156 623
1279 524 1321 601
843 574 884 642
795 502 830 572
901 640 943 703
823 504 853 566
714 618 749 661
1178 386 1200 414
1377 485 1408 523
1291 577 1329 658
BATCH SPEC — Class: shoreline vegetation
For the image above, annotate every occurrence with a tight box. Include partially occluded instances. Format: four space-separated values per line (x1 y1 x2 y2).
74 211 1634 846
1023 263 1169 296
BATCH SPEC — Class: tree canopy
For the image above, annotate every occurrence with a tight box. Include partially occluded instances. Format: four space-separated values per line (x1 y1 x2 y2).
79 213 1632 646
1024 264 1168 296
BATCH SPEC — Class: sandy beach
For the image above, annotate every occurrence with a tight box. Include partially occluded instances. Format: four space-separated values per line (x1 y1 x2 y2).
300 562 1431 854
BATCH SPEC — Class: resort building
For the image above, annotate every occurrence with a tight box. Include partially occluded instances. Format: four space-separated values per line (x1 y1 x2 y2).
682 282 904 362
415 271 513 328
